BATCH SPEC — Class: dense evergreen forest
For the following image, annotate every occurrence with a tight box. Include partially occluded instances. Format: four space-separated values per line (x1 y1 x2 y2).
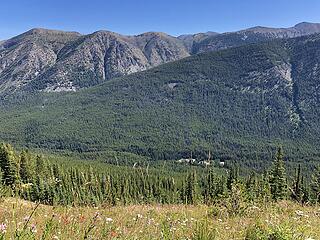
0 143 319 207
2 36 320 171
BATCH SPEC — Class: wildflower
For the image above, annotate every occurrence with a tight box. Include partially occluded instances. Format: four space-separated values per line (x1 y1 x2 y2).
137 214 143 219
110 231 118 238
61 215 70 225
94 212 102 221
105 217 113 222
79 214 86 223
296 210 304 216
53 235 59 240
251 206 260 210
0 223 7 234
23 216 30 222
295 210 309 217
30 224 37 233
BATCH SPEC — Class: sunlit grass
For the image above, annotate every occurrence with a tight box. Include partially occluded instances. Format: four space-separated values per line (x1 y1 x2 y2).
0 198 318 239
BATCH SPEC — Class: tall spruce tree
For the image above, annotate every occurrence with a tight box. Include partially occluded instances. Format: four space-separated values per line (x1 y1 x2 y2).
185 171 197 204
0 143 18 187
291 164 305 203
19 150 33 183
269 147 287 201
311 165 320 203
227 166 239 191
35 155 45 174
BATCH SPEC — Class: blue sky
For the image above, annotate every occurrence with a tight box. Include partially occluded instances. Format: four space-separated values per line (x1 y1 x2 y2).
1 0 320 39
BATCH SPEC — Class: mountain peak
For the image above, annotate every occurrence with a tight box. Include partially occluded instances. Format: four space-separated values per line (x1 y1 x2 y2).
294 22 316 27
2 22 320 94
136 31 173 38
293 22 320 32
25 28 81 36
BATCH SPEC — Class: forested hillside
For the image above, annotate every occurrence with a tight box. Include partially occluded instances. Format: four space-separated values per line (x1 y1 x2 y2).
0 143 319 206
1 34 320 168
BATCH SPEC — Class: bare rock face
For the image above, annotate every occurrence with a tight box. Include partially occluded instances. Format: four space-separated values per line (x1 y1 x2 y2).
36 31 191 91
131 32 190 66
1 22 320 93
0 29 190 93
37 31 150 91
178 32 219 52
0 28 81 92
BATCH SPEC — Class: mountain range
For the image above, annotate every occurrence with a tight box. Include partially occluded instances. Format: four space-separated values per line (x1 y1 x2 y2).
2 22 320 168
1 22 320 94
1 26 320 167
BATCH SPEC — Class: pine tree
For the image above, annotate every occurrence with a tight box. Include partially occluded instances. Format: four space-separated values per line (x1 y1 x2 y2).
185 171 197 204
245 172 258 202
311 165 320 203
269 147 287 201
227 166 239 191
205 168 216 204
19 150 33 183
290 164 304 203
258 173 272 204
35 155 45 175
0 143 18 187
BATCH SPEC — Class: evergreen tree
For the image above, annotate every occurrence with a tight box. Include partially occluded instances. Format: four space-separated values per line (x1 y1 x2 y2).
227 165 239 191
35 155 45 174
290 165 304 203
258 173 272 204
245 172 258 202
269 147 287 201
19 150 33 183
311 165 320 203
185 171 197 204
0 143 18 187
204 168 216 204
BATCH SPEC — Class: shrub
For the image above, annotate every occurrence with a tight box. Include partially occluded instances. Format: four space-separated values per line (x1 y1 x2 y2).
192 221 216 240
245 223 296 240
245 224 268 240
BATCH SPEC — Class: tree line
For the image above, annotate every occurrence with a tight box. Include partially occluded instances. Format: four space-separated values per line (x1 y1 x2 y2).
0 143 319 206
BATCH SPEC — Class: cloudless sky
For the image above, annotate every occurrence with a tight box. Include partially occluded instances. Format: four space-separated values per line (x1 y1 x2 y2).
1 0 320 39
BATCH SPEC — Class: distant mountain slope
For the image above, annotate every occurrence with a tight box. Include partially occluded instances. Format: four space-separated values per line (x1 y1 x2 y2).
0 29 80 93
2 34 320 166
192 22 320 53
0 29 190 93
178 31 219 52
1 22 320 94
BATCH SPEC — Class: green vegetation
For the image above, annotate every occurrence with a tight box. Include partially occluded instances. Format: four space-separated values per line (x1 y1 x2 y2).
0 143 319 207
1 24 320 240
0 196 318 239
1 36 320 170
0 144 317 239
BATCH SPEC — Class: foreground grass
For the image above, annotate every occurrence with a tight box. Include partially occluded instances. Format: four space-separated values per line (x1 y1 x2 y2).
0 198 319 239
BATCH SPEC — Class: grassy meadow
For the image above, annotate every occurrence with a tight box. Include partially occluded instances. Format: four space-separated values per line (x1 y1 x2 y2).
0 198 318 240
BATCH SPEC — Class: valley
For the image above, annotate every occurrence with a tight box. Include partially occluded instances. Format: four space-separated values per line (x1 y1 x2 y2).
1 19 320 239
